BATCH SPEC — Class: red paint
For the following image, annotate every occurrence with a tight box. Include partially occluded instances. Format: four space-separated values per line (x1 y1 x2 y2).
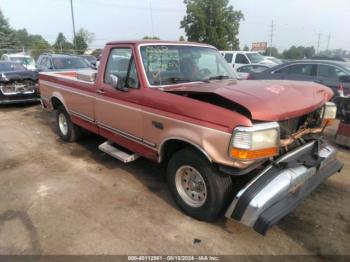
39 40 333 136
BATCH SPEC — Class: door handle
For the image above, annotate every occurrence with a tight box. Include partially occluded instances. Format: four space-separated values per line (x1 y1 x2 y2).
96 89 105 95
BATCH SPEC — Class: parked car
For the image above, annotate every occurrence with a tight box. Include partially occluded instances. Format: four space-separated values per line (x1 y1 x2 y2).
248 60 350 97
79 54 97 67
39 40 342 235
36 54 93 72
0 61 39 104
235 64 271 80
311 55 347 62
220 51 278 68
1 53 36 71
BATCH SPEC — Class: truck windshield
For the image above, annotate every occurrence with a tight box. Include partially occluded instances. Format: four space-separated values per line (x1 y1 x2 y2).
246 53 265 63
140 45 235 86
10 57 35 66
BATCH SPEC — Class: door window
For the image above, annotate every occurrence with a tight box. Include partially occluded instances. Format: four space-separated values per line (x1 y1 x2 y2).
104 48 139 88
275 64 314 76
317 65 347 80
235 54 249 64
224 53 233 63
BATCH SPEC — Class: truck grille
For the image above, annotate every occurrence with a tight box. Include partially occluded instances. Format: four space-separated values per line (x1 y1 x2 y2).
0 80 37 95
278 108 324 139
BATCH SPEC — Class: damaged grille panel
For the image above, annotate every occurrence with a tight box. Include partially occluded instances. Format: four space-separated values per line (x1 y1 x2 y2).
0 80 37 95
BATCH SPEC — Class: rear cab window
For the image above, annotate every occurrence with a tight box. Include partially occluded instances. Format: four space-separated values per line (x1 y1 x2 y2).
104 48 139 88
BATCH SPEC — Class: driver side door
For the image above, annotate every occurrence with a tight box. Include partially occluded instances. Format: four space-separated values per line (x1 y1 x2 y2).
95 46 143 143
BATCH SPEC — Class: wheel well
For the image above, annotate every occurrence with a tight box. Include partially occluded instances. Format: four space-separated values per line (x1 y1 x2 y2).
51 97 63 110
160 139 211 164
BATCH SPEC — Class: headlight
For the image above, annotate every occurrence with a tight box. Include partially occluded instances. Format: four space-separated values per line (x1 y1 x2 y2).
323 102 337 120
230 122 280 160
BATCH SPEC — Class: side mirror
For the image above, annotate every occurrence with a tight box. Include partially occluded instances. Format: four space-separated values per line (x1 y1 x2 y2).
110 74 128 92
339 75 350 83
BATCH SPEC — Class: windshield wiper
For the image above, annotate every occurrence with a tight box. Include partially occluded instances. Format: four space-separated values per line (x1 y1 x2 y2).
153 77 192 85
208 75 231 80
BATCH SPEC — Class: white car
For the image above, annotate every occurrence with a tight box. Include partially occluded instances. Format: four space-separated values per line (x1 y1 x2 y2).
1 53 36 71
220 51 278 68
235 64 272 80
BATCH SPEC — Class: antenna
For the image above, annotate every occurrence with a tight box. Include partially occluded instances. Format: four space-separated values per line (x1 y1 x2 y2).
268 20 275 56
149 0 155 37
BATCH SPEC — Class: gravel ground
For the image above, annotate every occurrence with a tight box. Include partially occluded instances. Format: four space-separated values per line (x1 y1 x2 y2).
0 104 349 256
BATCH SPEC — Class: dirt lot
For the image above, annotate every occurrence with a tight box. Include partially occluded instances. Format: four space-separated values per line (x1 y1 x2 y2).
0 104 349 256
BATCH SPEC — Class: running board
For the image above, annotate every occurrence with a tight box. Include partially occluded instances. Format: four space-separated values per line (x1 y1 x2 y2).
98 141 139 163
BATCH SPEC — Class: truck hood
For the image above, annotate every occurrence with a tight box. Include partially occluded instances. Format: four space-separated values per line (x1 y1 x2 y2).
162 80 333 121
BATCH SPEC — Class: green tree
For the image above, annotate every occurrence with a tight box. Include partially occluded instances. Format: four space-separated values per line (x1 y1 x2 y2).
179 35 186 41
264 47 280 58
73 28 94 55
143 36 160 40
180 0 244 50
0 9 16 54
28 35 51 59
243 44 249 51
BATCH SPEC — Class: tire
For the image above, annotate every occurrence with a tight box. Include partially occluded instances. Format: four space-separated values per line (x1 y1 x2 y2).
56 105 81 142
167 147 233 221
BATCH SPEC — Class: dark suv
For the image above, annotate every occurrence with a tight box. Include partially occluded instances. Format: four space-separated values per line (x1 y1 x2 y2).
249 60 350 96
36 54 92 72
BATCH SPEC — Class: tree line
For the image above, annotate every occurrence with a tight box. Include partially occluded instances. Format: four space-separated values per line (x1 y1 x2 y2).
0 9 93 59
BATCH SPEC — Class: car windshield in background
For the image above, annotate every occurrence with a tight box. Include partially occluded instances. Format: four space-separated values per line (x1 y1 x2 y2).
9 57 35 66
140 45 235 86
52 57 90 70
81 55 97 63
0 62 26 72
246 53 264 63
344 63 350 72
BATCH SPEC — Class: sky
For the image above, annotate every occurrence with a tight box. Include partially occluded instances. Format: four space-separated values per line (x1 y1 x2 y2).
1 0 349 52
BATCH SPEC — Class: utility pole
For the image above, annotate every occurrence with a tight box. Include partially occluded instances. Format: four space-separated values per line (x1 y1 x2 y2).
149 0 155 37
326 33 331 50
316 32 322 54
268 20 275 56
70 0 76 51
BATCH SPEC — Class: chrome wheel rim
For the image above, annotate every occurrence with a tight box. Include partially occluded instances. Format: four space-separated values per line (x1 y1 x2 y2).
175 165 207 207
58 113 68 136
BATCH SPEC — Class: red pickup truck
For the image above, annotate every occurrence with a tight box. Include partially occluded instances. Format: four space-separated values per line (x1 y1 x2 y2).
39 40 343 235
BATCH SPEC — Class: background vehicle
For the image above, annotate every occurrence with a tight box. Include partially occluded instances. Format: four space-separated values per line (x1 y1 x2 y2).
235 64 271 80
248 60 350 97
39 40 341 235
79 54 97 68
36 54 93 72
264 56 283 65
220 51 278 68
1 53 36 70
0 61 39 104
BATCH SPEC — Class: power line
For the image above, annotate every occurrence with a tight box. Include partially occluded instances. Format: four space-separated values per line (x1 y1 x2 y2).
70 0 76 48
326 33 331 50
316 32 322 53
268 20 275 56
149 0 155 37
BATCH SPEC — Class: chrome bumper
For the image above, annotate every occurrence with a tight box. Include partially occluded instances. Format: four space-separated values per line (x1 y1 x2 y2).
225 140 343 235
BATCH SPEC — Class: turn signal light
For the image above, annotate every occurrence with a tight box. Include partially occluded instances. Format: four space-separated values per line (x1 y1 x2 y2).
231 147 278 160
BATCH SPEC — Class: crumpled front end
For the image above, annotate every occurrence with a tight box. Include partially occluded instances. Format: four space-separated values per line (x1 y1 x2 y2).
225 140 343 235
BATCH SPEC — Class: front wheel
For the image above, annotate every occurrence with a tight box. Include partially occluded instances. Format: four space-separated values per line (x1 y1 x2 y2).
167 147 233 221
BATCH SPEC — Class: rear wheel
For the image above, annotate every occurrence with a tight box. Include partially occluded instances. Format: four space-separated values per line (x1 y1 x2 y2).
167 147 233 221
56 106 81 142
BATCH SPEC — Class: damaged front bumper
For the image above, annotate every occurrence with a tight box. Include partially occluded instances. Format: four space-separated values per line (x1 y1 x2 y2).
225 140 343 235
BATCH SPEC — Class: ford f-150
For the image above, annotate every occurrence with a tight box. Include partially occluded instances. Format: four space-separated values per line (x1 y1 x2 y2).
39 40 343 235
